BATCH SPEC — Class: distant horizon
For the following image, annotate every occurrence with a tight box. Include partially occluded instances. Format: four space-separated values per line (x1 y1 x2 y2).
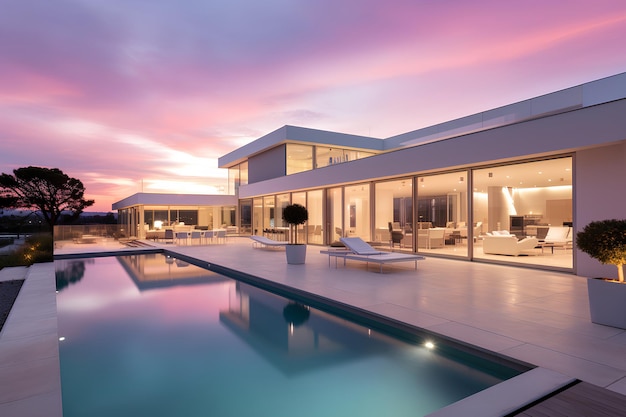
2 1 625 211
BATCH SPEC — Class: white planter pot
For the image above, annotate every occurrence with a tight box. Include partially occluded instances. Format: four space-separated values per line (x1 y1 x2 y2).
285 244 307 265
587 278 626 329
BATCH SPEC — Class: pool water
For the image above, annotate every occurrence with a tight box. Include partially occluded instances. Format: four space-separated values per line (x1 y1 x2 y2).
55 253 524 417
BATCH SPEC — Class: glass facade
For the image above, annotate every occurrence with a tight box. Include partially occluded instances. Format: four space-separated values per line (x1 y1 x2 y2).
119 205 236 239
344 183 371 242
228 162 249 194
316 147 375 168
253 198 263 235
472 157 573 268
416 172 468 257
244 155 573 271
374 179 413 249
327 187 343 243
263 196 275 229
276 193 291 228
286 144 313 175
292 192 307 244
239 199 252 235
307 190 323 244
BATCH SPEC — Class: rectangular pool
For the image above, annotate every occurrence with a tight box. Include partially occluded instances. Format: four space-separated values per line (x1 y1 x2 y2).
55 253 527 416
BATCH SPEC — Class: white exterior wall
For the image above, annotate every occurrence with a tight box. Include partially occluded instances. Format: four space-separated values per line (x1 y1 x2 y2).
240 99 626 199
575 141 626 279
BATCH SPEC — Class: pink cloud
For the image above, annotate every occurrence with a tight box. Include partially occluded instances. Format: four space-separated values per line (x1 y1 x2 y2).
1 0 626 212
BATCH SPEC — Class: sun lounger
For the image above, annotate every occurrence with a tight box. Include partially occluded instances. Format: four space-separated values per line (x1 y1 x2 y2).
250 235 288 249
321 237 425 272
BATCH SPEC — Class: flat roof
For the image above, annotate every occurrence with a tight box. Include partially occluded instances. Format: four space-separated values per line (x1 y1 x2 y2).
218 125 385 168
218 72 626 166
112 193 238 210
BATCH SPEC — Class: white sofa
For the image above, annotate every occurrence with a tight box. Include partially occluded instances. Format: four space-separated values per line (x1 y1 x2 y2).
483 233 539 256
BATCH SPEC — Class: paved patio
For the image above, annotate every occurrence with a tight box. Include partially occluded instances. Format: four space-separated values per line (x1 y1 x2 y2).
2 237 626 416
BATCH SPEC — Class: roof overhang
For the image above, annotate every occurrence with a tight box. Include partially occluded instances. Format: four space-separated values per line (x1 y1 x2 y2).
112 193 238 210
218 125 384 168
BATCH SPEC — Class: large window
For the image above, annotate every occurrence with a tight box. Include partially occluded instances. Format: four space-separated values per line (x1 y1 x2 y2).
228 162 249 195
374 179 413 249
307 190 323 244
286 144 313 175
292 192 307 244
263 196 275 229
327 187 343 243
316 147 375 168
228 166 239 195
253 198 263 235
344 183 370 242
416 172 469 257
276 194 291 228
240 161 248 187
472 157 573 269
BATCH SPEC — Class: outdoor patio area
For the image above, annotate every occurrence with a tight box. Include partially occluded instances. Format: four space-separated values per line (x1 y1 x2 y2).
2 237 626 416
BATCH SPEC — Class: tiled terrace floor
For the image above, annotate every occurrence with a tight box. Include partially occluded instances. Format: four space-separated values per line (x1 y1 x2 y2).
2 237 626 416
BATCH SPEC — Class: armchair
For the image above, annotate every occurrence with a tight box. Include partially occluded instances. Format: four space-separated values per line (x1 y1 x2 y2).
417 228 445 249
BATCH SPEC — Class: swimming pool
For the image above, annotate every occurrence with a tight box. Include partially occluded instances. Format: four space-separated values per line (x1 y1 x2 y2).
55 253 527 417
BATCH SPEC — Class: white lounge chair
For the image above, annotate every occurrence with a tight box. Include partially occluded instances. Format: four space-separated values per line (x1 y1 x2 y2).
321 237 425 273
250 235 288 249
539 226 573 251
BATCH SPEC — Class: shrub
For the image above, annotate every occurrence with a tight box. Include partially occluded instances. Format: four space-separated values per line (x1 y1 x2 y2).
576 219 626 283
0 233 53 268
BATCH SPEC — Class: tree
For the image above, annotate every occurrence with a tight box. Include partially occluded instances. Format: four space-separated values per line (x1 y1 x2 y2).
0 166 95 229
282 203 308 244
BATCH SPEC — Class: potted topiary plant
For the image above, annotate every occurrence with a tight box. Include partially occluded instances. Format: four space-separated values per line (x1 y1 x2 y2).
282 203 308 264
576 219 626 329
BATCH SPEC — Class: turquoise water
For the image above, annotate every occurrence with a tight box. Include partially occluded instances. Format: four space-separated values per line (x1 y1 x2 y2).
56 254 523 417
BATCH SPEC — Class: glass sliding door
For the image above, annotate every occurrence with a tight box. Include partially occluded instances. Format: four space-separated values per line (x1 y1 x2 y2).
344 183 371 242
291 192 307 244
307 190 323 244
239 199 252 235
374 179 413 250
286 144 313 175
327 187 343 243
472 157 573 269
275 193 290 241
416 172 469 257
252 198 263 235
263 195 275 231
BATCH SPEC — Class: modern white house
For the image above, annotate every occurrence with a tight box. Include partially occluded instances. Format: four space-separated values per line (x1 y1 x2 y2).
114 72 626 277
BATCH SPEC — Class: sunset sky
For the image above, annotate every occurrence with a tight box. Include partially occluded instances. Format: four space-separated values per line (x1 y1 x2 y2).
1 0 625 212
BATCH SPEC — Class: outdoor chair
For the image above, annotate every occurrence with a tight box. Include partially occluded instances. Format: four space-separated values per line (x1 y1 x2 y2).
163 229 174 244
203 230 215 244
190 231 202 245
216 229 227 244
250 235 288 249
320 237 425 273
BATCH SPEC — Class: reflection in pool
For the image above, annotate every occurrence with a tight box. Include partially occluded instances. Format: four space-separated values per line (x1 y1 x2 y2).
56 253 525 417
